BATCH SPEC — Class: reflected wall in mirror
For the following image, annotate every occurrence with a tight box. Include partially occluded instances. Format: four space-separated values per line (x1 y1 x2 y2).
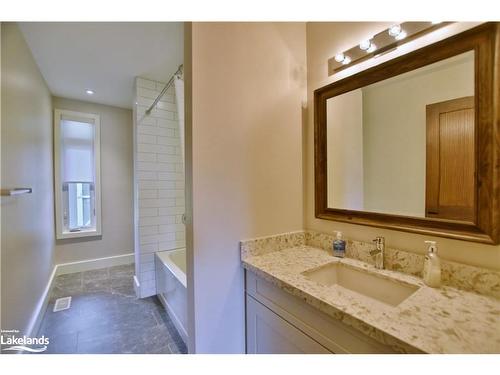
326 51 475 222
314 23 500 244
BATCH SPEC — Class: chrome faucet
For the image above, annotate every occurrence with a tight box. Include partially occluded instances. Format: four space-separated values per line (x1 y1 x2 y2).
369 236 385 269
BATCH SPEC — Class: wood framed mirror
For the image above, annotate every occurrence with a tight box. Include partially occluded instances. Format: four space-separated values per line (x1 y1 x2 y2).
314 23 500 244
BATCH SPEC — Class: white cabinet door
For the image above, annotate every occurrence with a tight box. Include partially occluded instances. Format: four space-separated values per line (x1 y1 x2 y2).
246 295 332 354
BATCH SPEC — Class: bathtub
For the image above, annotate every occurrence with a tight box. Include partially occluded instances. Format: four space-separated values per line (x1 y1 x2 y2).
155 248 187 344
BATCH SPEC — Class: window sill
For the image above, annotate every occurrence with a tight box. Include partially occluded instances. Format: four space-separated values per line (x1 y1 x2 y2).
57 228 101 240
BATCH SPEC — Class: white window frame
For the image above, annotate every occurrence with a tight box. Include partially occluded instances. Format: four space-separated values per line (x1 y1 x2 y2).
54 109 102 239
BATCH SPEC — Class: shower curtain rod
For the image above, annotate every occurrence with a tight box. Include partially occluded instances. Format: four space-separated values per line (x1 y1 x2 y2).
145 64 183 115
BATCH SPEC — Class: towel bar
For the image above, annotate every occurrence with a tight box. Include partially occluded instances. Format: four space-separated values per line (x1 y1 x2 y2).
1 188 32 196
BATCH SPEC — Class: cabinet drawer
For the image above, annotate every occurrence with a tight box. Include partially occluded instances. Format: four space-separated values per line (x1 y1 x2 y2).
245 270 396 354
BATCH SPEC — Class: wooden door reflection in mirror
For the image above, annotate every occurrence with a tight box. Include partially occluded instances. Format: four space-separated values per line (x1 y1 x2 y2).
426 96 475 222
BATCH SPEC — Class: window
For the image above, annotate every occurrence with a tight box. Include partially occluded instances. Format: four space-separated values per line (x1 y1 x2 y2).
54 109 101 239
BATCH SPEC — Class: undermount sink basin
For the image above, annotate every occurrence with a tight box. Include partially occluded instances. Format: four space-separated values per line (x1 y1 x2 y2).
302 262 419 307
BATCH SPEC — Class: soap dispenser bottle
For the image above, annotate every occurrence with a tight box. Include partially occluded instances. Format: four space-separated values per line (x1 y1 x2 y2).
333 231 346 258
423 240 441 288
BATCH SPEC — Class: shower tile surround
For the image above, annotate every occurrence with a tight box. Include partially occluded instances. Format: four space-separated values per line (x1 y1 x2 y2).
134 77 185 298
240 231 500 353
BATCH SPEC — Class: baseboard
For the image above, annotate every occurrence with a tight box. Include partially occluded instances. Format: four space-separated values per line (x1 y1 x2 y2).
133 275 141 298
157 292 188 345
25 265 57 338
56 253 134 276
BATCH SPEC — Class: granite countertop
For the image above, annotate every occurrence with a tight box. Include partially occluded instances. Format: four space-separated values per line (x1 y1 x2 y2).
242 245 500 354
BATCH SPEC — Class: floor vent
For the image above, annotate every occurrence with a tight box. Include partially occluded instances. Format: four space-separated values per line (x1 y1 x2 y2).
53 296 72 312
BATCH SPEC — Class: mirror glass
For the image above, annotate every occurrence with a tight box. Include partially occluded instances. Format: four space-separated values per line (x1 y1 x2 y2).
326 51 475 222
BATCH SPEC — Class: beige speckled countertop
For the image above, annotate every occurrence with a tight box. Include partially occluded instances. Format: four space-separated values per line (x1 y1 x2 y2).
242 245 500 354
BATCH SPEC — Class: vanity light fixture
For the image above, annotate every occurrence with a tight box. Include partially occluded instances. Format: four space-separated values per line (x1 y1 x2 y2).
341 56 351 65
359 39 377 53
395 31 407 40
388 24 407 40
334 52 351 65
388 24 402 37
359 40 371 50
328 21 452 75
334 53 345 62
85 89 94 95
394 30 406 40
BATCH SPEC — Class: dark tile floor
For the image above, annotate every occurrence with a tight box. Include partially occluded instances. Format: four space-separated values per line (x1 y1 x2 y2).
37 264 187 354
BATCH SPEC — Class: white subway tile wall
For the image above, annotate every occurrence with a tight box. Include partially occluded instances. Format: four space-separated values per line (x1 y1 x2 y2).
135 77 185 298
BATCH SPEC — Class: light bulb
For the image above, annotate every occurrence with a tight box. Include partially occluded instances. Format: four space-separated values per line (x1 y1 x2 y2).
388 24 402 37
367 43 377 53
395 31 407 41
85 89 94 95
360 40 377 53
431 21 442 25
334 53 345 63
359 40 372 51
342 56 351 65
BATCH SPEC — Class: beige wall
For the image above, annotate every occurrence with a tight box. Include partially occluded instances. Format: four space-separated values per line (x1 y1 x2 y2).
306 22 500 270
53 97 133 264
189 22 306 353
1 23 55 334
362 52 474 217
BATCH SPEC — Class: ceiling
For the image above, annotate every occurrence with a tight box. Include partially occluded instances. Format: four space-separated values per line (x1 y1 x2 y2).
19 22 183 109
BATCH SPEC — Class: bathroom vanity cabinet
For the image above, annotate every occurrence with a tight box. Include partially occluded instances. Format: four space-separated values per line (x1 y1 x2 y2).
245 270 397 354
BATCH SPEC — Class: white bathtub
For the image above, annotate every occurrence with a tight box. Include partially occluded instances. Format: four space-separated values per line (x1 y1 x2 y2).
155 248 187 344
